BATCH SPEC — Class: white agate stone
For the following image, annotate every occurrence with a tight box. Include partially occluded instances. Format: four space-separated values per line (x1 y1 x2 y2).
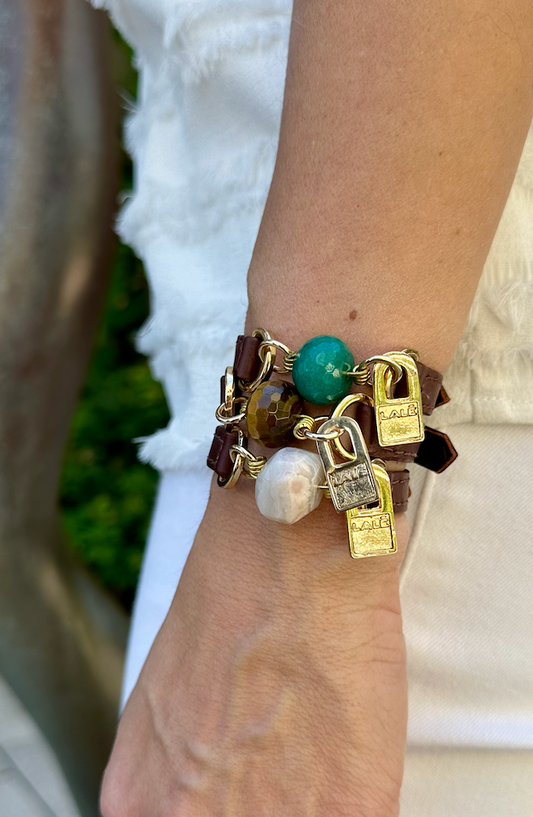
255 448 325 525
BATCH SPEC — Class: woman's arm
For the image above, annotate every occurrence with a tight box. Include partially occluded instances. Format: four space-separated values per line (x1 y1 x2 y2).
101 2 533 816
248 0 533 371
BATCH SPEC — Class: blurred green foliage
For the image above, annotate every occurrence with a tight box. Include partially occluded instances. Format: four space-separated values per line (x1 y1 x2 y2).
60 27 169 610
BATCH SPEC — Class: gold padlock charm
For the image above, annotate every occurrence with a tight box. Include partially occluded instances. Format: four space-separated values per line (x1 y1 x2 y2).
316 416 378 512
346 462 397 558
373 352 424 446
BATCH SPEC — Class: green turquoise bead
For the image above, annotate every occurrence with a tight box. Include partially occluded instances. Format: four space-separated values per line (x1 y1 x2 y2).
292 335 354 405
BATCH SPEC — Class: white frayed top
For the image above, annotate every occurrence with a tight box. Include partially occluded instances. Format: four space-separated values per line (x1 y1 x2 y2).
92 0 533 472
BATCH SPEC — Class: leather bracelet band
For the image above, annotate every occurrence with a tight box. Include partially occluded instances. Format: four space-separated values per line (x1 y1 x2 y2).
207 425 239 480
233 333 456 473
234 334 448 413
234 334 263 382
416 361 450 415
388 470 410 514
207 425 411 513
352 402 457 473
208 331 457 559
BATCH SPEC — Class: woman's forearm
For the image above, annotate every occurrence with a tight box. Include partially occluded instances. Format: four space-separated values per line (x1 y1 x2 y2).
100 5 533 816
247 0 533 372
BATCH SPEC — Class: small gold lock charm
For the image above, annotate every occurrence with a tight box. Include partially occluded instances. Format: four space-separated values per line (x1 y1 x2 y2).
316 417 378 512
373 352 424 447
346 462 397 558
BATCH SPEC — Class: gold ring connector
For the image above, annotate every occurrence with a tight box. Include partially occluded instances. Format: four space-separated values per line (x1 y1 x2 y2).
230 444 267 480
258 339 298 373
356 355 404 386
293 414 331 441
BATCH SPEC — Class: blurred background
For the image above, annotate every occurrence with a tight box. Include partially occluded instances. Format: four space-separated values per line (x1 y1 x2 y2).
59 29 168 613
0 4 166 814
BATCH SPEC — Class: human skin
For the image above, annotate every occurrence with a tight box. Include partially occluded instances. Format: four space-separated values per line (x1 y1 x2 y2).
101 2 533 815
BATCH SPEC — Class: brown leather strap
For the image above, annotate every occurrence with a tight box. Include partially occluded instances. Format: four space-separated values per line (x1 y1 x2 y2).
234 335 449 414
216 338 454 500
416 361 449 415
348 470 410 513
389 470 410 514
206 426 240 479
233 335 262 382
435 384 450 409
415 426 458 473
352 403 456 473
207 426 411 511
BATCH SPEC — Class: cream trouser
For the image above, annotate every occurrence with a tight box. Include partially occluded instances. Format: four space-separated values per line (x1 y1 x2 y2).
124 423 533 815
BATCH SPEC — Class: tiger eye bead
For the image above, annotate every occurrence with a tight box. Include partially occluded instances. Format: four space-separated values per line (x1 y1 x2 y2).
246 380 303 448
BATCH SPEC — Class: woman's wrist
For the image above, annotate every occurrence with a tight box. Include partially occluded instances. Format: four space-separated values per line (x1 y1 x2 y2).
197 475 408 601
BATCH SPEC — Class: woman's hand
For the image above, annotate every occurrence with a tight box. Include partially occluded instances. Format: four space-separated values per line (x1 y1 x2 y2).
100 480 408 817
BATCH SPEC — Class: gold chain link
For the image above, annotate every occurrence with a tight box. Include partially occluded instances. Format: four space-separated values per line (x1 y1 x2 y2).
230 444 267 480
344 361 370 385
215 397 248 425
258 339 298 373
293 414 332 441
